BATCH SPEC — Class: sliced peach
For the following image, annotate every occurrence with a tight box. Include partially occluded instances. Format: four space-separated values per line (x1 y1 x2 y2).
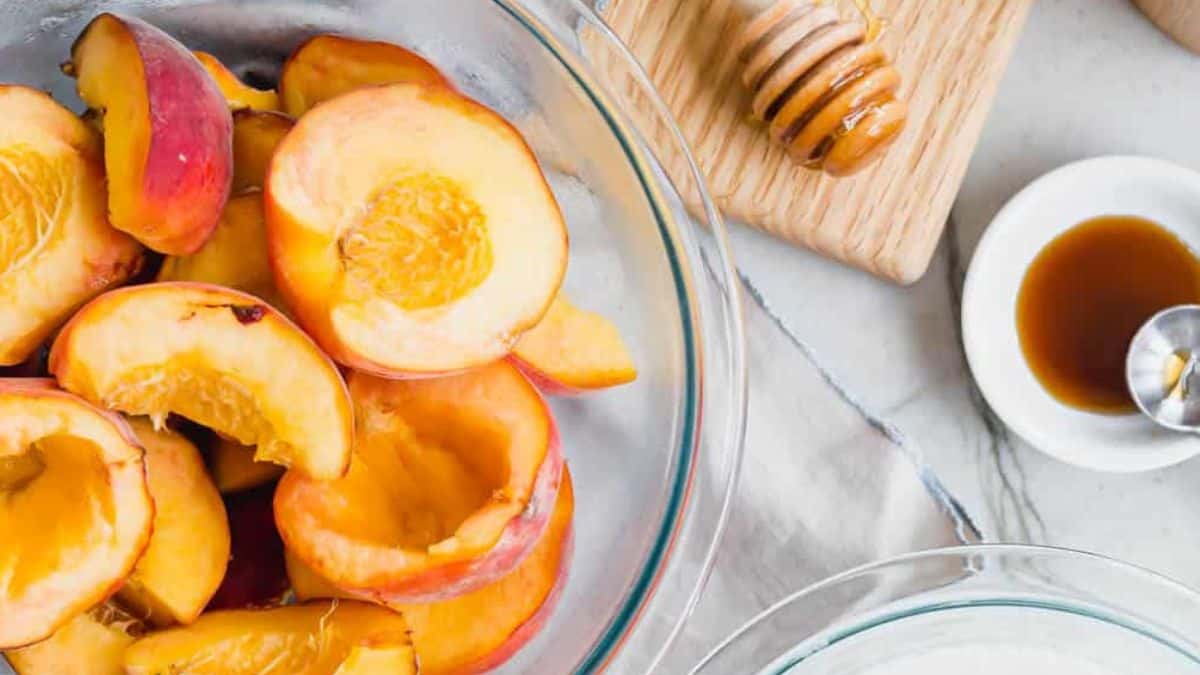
207 484 290 610
334 644 419 675
276 361 563 603
117 419 229 626
122 601 416 674
0 379 153 648
70 13 233 254
0 85 142 366
278 34 449 117
512 294 638 394
210 436 285 493
193 51 281 112
231 110 294 193
267 83 568 376
49 282 353 479
156 193 286 310
4 603 143 675
290 469 575 674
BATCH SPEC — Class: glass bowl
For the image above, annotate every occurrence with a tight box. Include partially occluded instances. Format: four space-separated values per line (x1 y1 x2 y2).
0 1 748 672
692 545 1200 674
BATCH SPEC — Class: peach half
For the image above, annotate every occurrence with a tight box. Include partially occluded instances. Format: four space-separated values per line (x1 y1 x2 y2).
118 419 230 626
512 294 638 394
210 436 285 494
48 282 353 479
231 109 294 193
194 51 281 112
290 469 575 674
266 83 568 376
4 602 143 675
70 13 233 255
0 85 142 366
0 379 153 649
157 192 286 310
278 34 450 117
275 361 563 603
122 601 416 675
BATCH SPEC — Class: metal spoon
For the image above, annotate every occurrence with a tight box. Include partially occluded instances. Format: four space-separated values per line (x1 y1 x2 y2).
1127 305 1200 431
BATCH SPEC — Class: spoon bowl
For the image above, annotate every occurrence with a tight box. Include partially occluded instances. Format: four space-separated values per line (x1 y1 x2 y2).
1127 305 1200 432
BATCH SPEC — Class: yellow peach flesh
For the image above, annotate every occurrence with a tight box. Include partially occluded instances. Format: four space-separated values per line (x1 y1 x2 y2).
513 294 637 391
230 110 293 193
210 436 284 493
4 603 141 675
194 51 281 112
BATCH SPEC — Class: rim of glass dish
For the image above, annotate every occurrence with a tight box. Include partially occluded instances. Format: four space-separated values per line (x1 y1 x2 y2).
493 1 748 673
692 544 1200 674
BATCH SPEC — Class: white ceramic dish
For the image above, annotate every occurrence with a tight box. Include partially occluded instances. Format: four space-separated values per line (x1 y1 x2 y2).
962 156 1200 472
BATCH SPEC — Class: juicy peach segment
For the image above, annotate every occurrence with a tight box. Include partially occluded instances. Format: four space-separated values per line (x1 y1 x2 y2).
231 110 294 192
122 601 416 675
194 51 281 112
512 294 638 394
4 603 143 675
210 436 285 493
278 34 449 117
118 419 230 626
0 379 153 648
70 13 233 254
48 283 353 479
290 470 575 674
267 83 568 376
276 361 563 602
157 193 286 310
0 85 142 366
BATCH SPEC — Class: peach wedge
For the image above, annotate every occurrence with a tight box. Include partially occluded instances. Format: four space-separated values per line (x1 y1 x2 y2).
267 83 567 376
70 13 233 254
231 110 294 193
512 294 638 394
276 361 563 603
0 379 153 649
193 51 281 112
49 283 353 479
290 469 575 674
0 85 142 366
4 602 143 675
209 436 285 494
278 34 449 117
118 419 230 626
122 601 416 675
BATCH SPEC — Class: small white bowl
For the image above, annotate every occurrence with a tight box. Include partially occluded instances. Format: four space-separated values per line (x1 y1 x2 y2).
962 156 1200 472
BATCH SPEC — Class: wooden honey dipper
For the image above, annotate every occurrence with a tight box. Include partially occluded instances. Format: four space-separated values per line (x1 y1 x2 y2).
735 0 907 176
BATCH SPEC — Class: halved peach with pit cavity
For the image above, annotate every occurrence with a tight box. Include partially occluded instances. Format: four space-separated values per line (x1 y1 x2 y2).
275 361 563 603
278 34 449 117
48 282 353 479
290 469 575 674
0 379 153 649
210 436 285 494
0 85 142 366
231 110 294 193
266 83 568 376
512 294 638 394
118 419 230 626
70 13 233 255
4 602 143 675
193 51 281 112
122 601 416 674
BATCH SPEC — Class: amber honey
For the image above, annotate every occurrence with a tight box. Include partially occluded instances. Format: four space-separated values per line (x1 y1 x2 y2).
1016 215 1200 413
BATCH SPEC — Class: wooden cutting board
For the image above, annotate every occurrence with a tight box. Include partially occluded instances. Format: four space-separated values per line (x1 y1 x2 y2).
598 0 1033 284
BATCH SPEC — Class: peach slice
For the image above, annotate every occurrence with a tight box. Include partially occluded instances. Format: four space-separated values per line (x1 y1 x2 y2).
210 436 285 493
207 484 290 610
156 193 286 310
117 419 230 626
122 601 416 674
231 110 294 193
4 603 143 675
0 85 142 366
193 51 281 112
49 282 353 479
0 379 153 649
278 34 449 117
512 294 638 394
267 83 568 376
290 469 575 674
70 13 233 255
276 361 563 602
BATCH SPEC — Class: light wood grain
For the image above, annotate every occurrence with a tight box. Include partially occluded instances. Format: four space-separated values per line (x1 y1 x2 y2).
1134 0 1200 54
599 0 1032 284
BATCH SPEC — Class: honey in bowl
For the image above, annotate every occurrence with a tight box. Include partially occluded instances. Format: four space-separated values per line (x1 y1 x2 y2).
1016 215 1200 413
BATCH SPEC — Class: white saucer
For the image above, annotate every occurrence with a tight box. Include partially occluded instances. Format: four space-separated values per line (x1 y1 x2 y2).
962 156 1200 472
